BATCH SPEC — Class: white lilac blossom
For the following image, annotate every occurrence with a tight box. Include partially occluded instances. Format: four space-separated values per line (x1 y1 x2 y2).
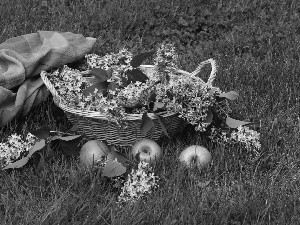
116 161 159 204
150 43 179 83
47 65 128 127
154 73 226 132
49 65 87 107
116 80 154 107
0 133 37 167
208 127 233 145
86 157 159 205
230 126 261 154
209 125 261 156
86 48 133 86
86 48 133 71
154 43 178 70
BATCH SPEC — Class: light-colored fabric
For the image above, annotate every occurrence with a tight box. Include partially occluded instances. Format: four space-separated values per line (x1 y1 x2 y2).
0 31 96 127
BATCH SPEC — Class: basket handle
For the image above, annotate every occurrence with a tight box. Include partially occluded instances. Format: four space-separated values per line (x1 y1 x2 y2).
190 58 217 86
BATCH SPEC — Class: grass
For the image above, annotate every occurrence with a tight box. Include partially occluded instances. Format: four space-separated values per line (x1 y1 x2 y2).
1 0 300 224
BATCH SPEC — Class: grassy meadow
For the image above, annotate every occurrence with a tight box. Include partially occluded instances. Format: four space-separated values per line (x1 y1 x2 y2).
1 0 300 224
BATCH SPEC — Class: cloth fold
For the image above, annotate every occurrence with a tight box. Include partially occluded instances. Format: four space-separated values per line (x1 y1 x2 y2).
0 31 96 127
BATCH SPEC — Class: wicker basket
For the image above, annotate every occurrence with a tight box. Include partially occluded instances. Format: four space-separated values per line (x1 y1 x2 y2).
40 60 217 146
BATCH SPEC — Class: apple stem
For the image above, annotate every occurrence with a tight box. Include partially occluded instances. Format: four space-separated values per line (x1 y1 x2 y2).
192 156 198 164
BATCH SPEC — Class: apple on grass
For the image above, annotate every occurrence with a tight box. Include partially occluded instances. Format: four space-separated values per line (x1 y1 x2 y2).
79 140 113 168
179 145 212 169
131 139 162 164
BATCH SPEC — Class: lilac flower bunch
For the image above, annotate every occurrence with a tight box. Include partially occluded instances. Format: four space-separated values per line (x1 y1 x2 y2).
115 161 160 205
208 125 261 156
86 48 133 87
0 133 37 168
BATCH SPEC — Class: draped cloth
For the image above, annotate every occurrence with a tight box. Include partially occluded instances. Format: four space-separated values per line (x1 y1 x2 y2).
0 31 96 127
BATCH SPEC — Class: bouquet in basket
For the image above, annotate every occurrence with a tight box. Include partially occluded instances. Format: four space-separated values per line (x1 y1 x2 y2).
41 43 260 153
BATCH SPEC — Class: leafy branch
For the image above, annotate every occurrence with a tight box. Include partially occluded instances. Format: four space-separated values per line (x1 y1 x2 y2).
2 124 82 171
83 51 155 97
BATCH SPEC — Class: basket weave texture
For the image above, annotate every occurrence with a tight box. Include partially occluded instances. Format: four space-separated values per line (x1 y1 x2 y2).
40 65 190 146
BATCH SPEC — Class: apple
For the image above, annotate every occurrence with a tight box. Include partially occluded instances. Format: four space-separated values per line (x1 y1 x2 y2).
179 145 212 169
131 139 162 164
79 140 112 167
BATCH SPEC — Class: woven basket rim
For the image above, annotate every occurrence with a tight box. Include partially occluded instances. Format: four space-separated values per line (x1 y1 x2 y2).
40 64 201 121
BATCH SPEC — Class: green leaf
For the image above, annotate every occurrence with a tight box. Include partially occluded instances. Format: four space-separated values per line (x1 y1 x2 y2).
70 125 78 132
130 51 156 67
59 124 68 133
32 153 41 169
102 160 127 178
2 157 30 169
153 102 165 111
140 112 155 136
82 81 109 97
208 87 219 96
45 146 55 161
148 91 156 102
162 72 170 85
35 153 45 174
106 68 113 78
155 113 170 138
217 91 239 100
127 69 149 84
226 116 251 128
203 110 213 124
29 126 50 140
91 68 111 82
108 146 130 164
59 136 82 157
121 77 128 87
108 81 117 91
28 140 46 158
134 152 141 163
51 135 82 141
197 180 211 188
